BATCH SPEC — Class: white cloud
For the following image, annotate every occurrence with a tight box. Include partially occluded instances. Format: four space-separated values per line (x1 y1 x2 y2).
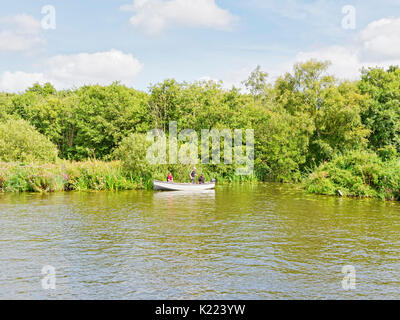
0 50 143 92
290 19 400 80
359 18 400 61
222 67 253 89
204 16 400 89
0 14 44 52
269 45 399 84
46 49 143 88
121 0 237 35
0 71 46 92
293 46 362 80
199 67 253 91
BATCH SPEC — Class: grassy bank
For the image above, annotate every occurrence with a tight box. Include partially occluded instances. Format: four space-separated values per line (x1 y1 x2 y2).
0 161 141 193
0 160 258 193
1 155 399 202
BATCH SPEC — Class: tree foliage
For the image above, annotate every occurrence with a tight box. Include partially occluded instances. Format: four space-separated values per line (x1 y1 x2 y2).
359 66 400 152
0 119 58 163
0 60 399 191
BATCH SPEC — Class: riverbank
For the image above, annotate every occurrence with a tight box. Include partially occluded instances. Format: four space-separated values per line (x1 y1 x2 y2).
0 161 140 193
0 160 258 193
1 153 399 202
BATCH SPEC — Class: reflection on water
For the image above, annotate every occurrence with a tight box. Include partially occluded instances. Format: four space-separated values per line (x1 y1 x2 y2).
0 184 400 299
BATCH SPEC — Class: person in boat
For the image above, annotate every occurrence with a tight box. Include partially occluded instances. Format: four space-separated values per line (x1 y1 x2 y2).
190 167 197 184
167 172 173 182
198 173 205 184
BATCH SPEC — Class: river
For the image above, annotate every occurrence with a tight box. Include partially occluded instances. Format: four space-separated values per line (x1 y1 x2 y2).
1 183 399 299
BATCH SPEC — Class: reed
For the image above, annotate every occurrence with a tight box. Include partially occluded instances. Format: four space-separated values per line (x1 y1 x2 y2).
0 160 259 193
0 160 139 193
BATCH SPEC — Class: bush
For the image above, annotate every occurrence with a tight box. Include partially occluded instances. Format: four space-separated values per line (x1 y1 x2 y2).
377 145 398 161
0 119 58 163
305 150 400 200
113 133 155 179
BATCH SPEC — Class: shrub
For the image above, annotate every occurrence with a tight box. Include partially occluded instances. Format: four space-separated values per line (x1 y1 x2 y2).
113 133 155 180
377 145 398 161
305 150 400 200
0 119 58 163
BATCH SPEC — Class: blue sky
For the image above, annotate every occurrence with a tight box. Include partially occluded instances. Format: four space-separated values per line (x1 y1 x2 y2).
0 0 400 92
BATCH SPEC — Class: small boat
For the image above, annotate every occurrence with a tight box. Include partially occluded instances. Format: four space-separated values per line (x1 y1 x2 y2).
153 180 215 191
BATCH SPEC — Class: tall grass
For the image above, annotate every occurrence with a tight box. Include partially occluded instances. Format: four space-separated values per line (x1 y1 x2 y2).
0 160 139 193
0 160 258 193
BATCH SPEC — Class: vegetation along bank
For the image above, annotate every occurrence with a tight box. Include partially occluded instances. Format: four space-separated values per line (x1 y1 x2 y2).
0 60 399 200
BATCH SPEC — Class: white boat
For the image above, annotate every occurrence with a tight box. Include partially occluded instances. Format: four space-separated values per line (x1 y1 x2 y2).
153 180 215 191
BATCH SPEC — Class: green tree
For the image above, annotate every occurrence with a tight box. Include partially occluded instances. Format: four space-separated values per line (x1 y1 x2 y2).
148 79 182 132
250 105 312 181
311 81 369 164
359 66 400 152
243 65 270 100
27 82 56 96
72 83 150 160
113 133 154 179
274 59 368 168
0 119 58 163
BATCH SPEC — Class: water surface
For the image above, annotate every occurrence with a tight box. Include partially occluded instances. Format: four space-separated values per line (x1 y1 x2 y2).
1 184 399 299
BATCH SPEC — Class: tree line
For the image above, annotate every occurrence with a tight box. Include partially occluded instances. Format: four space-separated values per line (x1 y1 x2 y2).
0 59 399 197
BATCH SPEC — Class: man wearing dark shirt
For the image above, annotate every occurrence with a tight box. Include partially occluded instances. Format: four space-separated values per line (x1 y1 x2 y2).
190 167 197 184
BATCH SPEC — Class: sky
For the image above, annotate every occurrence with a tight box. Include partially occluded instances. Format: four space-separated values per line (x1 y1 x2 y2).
0 0 400 92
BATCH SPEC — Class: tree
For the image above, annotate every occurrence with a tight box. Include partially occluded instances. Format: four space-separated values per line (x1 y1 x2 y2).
243 65 270 100
275 59 334 116
27 82 56 96
72 83 150 160
274 60 368 168
113 133 154 179
250 105 312 181
0 119 58 163
359 66 400 152
148 79 182 132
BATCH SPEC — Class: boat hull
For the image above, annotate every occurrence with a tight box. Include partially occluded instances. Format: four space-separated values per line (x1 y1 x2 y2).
153 180 215 191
